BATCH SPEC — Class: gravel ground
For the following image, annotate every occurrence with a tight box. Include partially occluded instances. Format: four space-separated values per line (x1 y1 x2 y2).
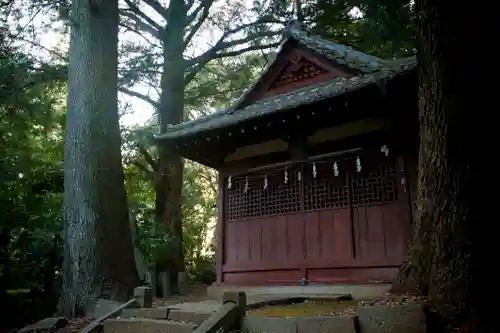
247 299 358 317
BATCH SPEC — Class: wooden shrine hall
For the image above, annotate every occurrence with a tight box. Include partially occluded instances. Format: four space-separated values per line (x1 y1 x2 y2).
156 21 419 286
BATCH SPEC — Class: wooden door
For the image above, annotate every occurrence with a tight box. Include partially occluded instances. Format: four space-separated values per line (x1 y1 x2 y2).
302 154 411 283
350 156 409 264
301 161 354 264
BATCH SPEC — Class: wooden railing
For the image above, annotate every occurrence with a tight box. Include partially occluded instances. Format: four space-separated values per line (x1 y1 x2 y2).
193 292 246 333
80 286 151 333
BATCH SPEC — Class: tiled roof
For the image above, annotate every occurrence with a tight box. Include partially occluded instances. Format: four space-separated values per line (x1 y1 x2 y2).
155 21 417 141
284 21 384 74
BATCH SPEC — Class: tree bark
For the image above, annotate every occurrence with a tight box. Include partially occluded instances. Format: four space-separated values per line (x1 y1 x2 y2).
392 0 487 330
294 0 304 23
58 0 139 317
154 0 186 293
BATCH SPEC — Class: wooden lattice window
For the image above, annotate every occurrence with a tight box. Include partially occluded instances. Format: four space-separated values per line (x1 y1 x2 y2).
303 161 349 211
225 155 401 220
225 176 261 221
350 158 399 206
225 167 301 221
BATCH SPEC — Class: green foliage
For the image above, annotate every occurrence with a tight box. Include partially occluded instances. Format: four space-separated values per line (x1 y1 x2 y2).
124 154 218 282
182 161 217 261
187 254 216 285
185 54 268 118
120 46 268 281
304 0 416 57
0 40 67 330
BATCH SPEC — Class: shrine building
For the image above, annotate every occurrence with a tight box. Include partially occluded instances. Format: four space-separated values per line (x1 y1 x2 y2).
156 21 418 287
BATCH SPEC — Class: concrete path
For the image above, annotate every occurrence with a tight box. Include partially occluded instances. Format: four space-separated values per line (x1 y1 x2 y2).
207 284 391 300
166 294 302 313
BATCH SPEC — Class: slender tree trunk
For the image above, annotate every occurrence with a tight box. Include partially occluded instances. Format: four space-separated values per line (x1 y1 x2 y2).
155 0 186 293
392 0 488 330
58 0 139 316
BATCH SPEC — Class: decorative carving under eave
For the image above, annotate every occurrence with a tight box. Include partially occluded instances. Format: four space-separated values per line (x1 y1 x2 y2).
268 57 330 90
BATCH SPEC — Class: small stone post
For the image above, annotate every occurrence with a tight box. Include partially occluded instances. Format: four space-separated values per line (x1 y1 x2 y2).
146 269 157 297
177 271 187 295
158 271 171 297
134 286 153 308
222 291 246 330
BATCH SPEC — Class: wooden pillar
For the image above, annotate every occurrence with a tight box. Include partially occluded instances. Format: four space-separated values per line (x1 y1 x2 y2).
215 172 225 286
223 291 246 330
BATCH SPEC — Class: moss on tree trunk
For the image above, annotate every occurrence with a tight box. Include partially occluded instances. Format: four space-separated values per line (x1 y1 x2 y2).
392 0 489 331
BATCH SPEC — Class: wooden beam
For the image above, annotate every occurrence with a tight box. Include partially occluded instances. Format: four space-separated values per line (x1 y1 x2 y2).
225 147 362 177
80 299 139 333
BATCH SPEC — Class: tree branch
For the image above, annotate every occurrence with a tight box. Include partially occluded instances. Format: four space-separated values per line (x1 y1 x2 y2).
186 0 204 24
120 24 162 48
185 0 195 10
119 87 160 109
187 30 279 67
214 42 280 59
119 68 162 77
184 30 280 85
142 0 170 21
0 0 16 9
142 80 163 97
221 17 282 40
17 37 68 62
185 86 244 105
184 0 215 47
120 9 162 40
137 143 158 171
123 0 165 36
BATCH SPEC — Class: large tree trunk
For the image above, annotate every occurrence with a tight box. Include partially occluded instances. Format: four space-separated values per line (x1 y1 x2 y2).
154 0 186 293
392 0 487 330
58 0 139 317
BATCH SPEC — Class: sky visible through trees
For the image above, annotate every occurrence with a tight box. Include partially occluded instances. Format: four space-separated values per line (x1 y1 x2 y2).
8 1 363 127
6 0 296 127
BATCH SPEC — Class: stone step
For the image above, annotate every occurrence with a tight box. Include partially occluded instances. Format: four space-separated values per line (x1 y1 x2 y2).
168 309 211 325
120 307 171 319
120 307 211 325
104 318 196 333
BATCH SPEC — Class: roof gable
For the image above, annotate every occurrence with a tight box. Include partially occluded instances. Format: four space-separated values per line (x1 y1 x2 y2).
155 21 417 142
232 21 385 110
237 43 357 108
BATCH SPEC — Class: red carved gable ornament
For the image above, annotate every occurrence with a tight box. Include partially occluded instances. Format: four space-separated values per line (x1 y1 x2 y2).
237 46 355 106
268 57 331 91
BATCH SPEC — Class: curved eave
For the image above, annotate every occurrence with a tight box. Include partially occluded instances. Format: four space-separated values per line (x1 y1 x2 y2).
155 62 416 143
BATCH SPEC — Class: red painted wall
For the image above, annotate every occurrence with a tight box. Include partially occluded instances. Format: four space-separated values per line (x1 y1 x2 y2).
217 153 412 286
